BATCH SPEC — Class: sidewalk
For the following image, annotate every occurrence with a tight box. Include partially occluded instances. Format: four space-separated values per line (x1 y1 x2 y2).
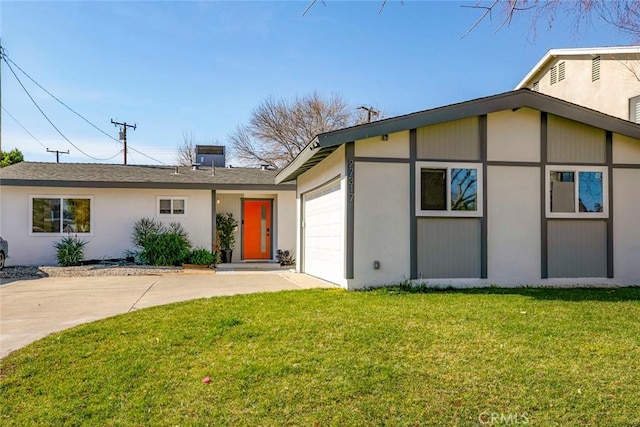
0 270 335 359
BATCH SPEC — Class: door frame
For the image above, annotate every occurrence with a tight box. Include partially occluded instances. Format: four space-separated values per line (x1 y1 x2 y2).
240 198 274 260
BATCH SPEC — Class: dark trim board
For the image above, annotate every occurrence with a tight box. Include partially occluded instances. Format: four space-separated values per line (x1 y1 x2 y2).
0 179 293 191
486 161 541 167
480 115 488 279
606 131 614 278
211 190 217 253
540 112 549 279
353 157 410 163
613 164 640 169
345 142 355 280
409 129 418 279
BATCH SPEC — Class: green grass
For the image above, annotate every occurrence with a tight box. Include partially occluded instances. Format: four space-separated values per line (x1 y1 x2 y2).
2 287 640 426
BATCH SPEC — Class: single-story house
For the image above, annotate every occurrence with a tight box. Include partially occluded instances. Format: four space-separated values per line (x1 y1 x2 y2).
276 89 640 289
0 162 296 266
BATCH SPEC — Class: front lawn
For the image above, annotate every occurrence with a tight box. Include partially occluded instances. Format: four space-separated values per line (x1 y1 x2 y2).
1 287 639 426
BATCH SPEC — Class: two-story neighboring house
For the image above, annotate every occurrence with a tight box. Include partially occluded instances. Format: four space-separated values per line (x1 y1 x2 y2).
515 46 640 123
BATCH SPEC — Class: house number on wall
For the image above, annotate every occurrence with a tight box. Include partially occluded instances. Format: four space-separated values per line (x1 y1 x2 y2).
348 159 355 203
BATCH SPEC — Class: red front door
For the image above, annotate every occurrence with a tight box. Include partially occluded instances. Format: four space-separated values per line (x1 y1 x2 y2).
243 200 272 259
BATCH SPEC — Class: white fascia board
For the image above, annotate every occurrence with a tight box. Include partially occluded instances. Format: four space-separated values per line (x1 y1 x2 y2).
514 45 640 90
275 138 318 184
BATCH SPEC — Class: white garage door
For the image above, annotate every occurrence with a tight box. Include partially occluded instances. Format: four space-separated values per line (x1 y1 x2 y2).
303 180 344 285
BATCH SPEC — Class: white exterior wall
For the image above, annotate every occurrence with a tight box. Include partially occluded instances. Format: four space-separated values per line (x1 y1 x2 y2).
274 191 296 253
0 186 212 266
613 169 640 281
352 162 410 289
296 147 347 287
487 166 541 282
487 108 540 162
525 55 640 121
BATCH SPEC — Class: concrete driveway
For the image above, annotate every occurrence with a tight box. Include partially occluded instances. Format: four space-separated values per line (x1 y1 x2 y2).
0 271 335 359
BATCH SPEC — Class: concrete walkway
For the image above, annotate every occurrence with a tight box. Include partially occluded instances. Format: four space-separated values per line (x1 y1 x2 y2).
0 270 335 359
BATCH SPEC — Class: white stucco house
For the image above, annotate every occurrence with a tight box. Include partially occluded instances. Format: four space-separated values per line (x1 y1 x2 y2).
276 89 640 289
0 162 296 266
515 46 640 123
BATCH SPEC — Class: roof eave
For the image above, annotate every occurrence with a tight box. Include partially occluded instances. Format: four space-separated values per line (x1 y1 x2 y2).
514 45 640 89
275 90 640 181
0 179 293 191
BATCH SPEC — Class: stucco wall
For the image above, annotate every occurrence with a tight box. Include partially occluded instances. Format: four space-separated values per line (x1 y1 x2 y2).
0 186 212 266
613 168 640 281
352 162 410 288
487 166 541 282
526 54 640 120
487 108 540 162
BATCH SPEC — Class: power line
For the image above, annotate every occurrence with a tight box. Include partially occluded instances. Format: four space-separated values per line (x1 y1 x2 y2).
2 49 168 165
3 54 123 147
2 106 47 148
2 56 120 161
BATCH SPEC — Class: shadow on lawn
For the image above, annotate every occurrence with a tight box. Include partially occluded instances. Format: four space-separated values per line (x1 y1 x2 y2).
372 284 640 302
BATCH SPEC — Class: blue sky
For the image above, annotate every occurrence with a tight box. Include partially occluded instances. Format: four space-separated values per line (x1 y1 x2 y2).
1 1 634 165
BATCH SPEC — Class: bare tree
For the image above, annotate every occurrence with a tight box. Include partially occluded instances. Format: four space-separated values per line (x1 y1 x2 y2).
229 92 375 168
175 131 197 166
462 0 640 41
303 1 640 41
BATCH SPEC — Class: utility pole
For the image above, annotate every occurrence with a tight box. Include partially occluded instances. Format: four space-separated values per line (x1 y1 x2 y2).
47 148 69 163
110 119 136 165
357 106 380 123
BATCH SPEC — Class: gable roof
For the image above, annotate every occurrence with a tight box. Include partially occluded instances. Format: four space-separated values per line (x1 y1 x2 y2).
276 89 640 183
515 45 640 89
0 162 294 190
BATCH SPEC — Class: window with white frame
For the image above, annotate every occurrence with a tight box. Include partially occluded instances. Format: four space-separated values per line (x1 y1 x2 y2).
416 162 483 217
546 166 608 218
157 197 186 215
31 196 92 234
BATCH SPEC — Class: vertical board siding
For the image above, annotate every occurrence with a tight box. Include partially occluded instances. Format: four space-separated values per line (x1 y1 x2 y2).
216 194 242 252
417 217 481 278
547 220 607 278
417 117 480 160
547 115 606 163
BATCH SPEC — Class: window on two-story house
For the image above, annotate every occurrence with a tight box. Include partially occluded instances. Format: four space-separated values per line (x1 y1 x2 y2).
417 162 483 217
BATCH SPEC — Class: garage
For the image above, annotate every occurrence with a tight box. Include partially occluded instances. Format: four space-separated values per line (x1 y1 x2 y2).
302 180 344 285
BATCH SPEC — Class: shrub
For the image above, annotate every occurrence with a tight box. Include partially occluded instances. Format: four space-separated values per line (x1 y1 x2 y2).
131 217 165 248
276 249 295 267
216 213 238 250
188 248 217 266
54 235 88 267
142 233 191 266
131 218 192 266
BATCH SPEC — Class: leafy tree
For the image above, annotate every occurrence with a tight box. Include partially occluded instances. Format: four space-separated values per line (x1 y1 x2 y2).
229 92 380 169
0 148 24 168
